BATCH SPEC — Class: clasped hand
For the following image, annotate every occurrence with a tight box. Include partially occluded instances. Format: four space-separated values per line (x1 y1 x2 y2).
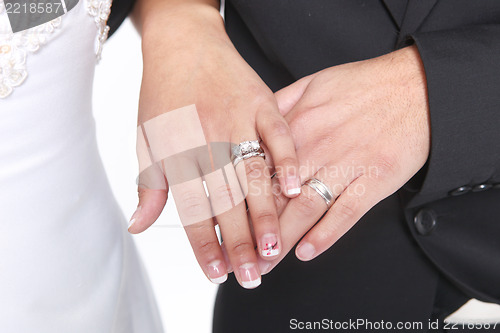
258 45 430 274
129 3 430 289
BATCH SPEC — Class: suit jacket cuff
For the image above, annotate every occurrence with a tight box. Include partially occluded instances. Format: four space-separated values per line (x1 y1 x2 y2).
404 24 500 208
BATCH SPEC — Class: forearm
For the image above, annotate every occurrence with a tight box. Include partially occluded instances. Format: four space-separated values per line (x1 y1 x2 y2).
131 0 231 80
131 0 222 38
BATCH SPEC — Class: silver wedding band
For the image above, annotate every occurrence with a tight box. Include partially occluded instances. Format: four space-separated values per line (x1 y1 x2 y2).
303 177 335 209
231 140 266 167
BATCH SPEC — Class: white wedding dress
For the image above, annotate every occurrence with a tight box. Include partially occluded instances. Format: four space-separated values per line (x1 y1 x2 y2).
0 1 163 332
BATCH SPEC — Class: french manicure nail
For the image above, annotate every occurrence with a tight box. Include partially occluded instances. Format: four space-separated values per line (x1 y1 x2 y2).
286 176 301 196
207 260 228 284
296 242 316 261
128 206 142 229
261 233 280 257
239 263 261 289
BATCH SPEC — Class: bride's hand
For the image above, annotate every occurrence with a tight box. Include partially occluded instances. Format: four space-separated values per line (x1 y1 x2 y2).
128 1 300 289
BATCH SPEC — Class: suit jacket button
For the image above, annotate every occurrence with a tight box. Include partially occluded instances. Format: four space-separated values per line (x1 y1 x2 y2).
449 186 471 196
414 209 437 236
472 184 493 192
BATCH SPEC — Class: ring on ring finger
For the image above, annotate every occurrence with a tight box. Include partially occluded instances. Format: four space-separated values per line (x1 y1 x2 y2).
303 177 336 210
231 140 266 167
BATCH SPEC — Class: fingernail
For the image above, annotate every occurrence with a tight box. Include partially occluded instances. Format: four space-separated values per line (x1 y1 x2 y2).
296 242 316 261
207 260 228 284
286 176 301 196
239 263 261 289
261 233 280 257
258 259 272 275
128 206 142 229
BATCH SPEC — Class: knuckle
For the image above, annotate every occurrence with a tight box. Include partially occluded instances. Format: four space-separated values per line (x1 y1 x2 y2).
335 200 358 221
212 184 232 203
185 223 218 253
294 194 319 217
194 238 220 257
252 211 277 226
228 240 254 256
371 154 400 179
266 120 291 138
178 191 207 217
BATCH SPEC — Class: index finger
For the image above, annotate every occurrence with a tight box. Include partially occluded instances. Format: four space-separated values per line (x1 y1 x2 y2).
256 109 302 198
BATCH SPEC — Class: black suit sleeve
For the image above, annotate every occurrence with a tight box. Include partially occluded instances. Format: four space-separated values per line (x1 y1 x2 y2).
401 24 500 303
107 0 137 37
405 24 500 208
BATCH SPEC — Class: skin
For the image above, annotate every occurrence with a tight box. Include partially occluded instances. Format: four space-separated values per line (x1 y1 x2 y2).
257 45 431 274
129 0 301 289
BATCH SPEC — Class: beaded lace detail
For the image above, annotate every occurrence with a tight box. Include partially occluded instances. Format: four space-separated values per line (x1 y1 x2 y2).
0 0 112 98
87 0 111 61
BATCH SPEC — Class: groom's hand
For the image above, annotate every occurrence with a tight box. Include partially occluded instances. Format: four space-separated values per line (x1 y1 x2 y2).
258 46 431 275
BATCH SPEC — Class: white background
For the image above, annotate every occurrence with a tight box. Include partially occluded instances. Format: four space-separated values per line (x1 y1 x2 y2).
93 20 217 333
93 19 500 333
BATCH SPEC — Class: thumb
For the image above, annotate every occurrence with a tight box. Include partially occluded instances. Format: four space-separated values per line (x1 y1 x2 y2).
128 186 169 234
274 74 314 117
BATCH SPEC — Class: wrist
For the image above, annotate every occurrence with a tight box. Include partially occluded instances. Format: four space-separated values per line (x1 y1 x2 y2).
399 45 426 88
140 4 226 50
397 45 431 155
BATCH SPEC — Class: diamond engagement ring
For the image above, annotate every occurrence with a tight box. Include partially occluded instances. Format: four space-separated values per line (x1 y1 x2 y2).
231 140 266 167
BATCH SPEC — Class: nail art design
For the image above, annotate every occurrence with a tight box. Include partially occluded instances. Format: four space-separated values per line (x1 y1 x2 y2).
261 233 280 257
263 241 279 257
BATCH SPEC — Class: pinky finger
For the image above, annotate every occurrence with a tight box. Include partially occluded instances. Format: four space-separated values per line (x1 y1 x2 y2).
295 176 383 261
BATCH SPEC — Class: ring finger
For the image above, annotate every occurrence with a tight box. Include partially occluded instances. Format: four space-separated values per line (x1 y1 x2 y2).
232 138 282 260
257 165 351 273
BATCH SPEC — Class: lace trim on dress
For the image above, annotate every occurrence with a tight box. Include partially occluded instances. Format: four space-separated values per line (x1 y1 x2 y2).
0 0 62 98
87 0 111 61
0 0 112 99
